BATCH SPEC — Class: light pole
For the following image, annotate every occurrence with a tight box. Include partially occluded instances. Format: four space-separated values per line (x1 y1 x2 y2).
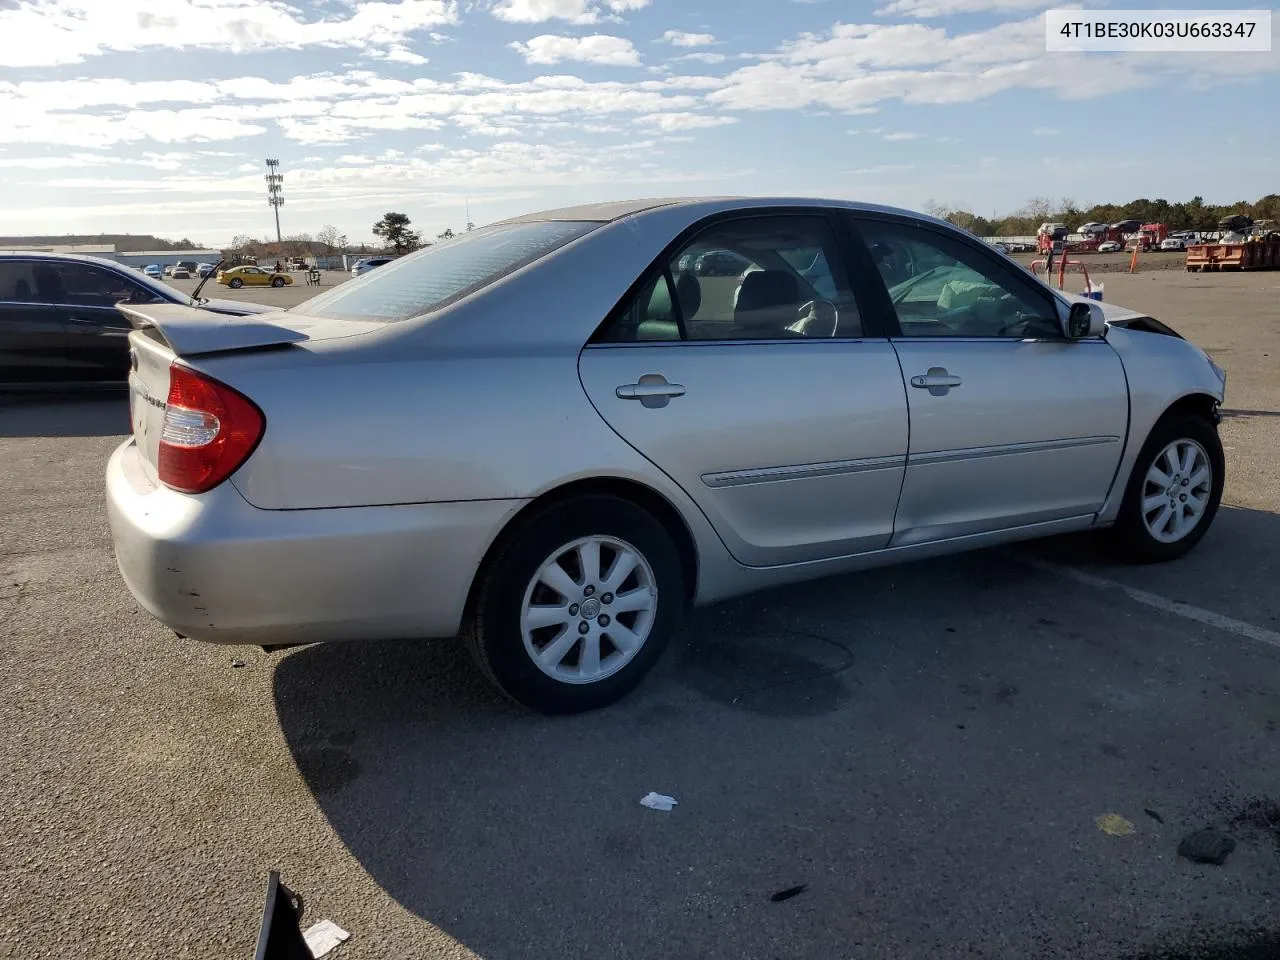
265 159 284 243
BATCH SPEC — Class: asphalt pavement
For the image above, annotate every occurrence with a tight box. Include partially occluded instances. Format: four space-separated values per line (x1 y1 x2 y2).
1 270 1278 960
171 272 351 310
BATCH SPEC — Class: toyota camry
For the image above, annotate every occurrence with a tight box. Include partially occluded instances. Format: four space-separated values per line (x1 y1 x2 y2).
106 198 1227 713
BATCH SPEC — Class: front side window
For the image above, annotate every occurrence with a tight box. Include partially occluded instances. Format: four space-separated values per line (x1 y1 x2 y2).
598 215 860 343
856 220 1059 339
303 220 598 323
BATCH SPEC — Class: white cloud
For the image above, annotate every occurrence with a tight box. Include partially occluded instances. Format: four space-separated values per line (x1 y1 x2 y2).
634 112 738 131
371 44 430 65
674 52 726 64
0 0 458 67
882 131 921 140
660 30 717 47
509 34 642 66
1032 126 1060 135
706 15 1169 112
491 0 650 25
0 105 268 148
0 71 717 148
877 0 1053 17
0 151 201 171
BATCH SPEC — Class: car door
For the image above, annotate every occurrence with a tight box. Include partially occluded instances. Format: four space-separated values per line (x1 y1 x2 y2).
847 214 1128 546
45 261 161 383
578 212 909 567
0 259 74 385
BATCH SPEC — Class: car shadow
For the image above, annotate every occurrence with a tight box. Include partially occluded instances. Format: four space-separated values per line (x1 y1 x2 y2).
0 393 128 438
272 505 1280 959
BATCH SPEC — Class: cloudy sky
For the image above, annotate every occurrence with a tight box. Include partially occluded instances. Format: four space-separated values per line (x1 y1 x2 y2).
0 0 1275 246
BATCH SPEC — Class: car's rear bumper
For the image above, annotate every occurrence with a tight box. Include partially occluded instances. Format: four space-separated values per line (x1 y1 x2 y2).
105 439 525 646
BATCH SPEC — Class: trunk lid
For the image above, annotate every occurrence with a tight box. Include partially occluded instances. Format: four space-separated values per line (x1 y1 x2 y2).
118 303 311 356
118 303 386 481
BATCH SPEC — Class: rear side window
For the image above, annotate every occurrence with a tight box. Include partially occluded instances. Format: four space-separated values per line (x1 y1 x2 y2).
0 261 36 300
302 220 598 322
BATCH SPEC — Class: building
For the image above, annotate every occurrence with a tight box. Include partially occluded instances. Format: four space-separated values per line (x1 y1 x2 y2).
0 243 221 270
110 249 222 270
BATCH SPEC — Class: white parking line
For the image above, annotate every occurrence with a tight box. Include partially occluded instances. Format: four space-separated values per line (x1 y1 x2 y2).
1018 556 1280 651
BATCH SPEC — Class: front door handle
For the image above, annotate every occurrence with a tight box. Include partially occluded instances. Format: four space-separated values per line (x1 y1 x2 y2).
616 374 686 408
910 367 963 396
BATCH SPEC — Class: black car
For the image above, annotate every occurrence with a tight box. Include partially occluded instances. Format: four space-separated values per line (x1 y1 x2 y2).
0 253 273 389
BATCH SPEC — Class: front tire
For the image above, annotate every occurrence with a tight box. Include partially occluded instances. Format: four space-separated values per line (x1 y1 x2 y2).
229 278 243 289
271 276 285 287
463 496 685 714
1112 411 1224 562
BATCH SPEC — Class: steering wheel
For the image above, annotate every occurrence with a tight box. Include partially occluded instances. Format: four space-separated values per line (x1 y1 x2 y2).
790 299 840 337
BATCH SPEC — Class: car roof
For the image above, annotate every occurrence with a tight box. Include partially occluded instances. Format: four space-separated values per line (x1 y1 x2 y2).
0 250 148 270
494 195 953 226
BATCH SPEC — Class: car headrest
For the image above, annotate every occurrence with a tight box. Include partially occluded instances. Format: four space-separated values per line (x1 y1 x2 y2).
673 272 701 320
734 270 800 332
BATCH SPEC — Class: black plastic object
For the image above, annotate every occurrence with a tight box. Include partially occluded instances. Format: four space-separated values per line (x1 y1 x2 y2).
254 871 313 960
1177 827 1237 865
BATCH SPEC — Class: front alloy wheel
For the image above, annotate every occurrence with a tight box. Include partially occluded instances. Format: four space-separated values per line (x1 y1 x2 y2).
1114 411 1223 562
1140 439 1212 544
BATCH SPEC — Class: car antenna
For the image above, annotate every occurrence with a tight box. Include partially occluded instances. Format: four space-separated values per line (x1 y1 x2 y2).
191 257 227 304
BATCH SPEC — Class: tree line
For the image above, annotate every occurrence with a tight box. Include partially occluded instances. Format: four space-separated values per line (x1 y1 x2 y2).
926 194 1280 237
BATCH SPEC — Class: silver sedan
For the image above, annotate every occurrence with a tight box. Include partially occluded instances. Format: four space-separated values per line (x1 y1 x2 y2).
106 198 1227 713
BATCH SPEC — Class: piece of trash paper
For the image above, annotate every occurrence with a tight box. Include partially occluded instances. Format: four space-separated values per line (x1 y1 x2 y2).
640 792 677 811
303 920 351 958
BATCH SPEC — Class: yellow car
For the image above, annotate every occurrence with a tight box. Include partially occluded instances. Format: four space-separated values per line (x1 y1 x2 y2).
216 265 293 289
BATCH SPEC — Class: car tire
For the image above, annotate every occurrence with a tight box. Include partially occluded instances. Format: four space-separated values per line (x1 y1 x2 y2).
1111 411 1224 563
229 278 243 288
271 276 285 287
463 495 686 714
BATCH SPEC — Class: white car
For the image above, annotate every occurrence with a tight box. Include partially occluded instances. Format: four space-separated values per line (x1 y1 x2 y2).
1161 238 1187 252
352 256 395 277
1097 241 1124 253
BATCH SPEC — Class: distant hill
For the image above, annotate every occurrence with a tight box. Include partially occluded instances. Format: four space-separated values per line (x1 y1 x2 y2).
0 234 204 252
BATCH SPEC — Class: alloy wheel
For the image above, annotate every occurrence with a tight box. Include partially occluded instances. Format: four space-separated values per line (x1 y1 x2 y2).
1141 439 1212 543
520 535 657 684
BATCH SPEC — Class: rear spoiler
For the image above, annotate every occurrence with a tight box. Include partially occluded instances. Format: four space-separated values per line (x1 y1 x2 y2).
118 303 310 357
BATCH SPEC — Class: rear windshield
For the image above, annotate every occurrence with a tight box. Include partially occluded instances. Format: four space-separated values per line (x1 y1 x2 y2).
299 220 598 322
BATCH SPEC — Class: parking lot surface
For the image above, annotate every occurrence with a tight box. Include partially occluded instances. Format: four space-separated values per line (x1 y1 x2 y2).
2 270 1278 959
171 271 352 311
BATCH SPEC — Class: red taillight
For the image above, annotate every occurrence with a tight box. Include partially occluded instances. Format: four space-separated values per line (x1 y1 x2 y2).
157 363 264 494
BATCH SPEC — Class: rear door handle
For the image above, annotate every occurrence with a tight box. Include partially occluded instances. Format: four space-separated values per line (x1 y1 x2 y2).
910 367 962 396
616 374 685 408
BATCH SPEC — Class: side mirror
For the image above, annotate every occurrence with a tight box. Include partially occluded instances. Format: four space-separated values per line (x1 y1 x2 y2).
1063 301 1105 339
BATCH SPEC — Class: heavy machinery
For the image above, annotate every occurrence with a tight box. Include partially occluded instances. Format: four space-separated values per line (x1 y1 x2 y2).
1186 216 1280 271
